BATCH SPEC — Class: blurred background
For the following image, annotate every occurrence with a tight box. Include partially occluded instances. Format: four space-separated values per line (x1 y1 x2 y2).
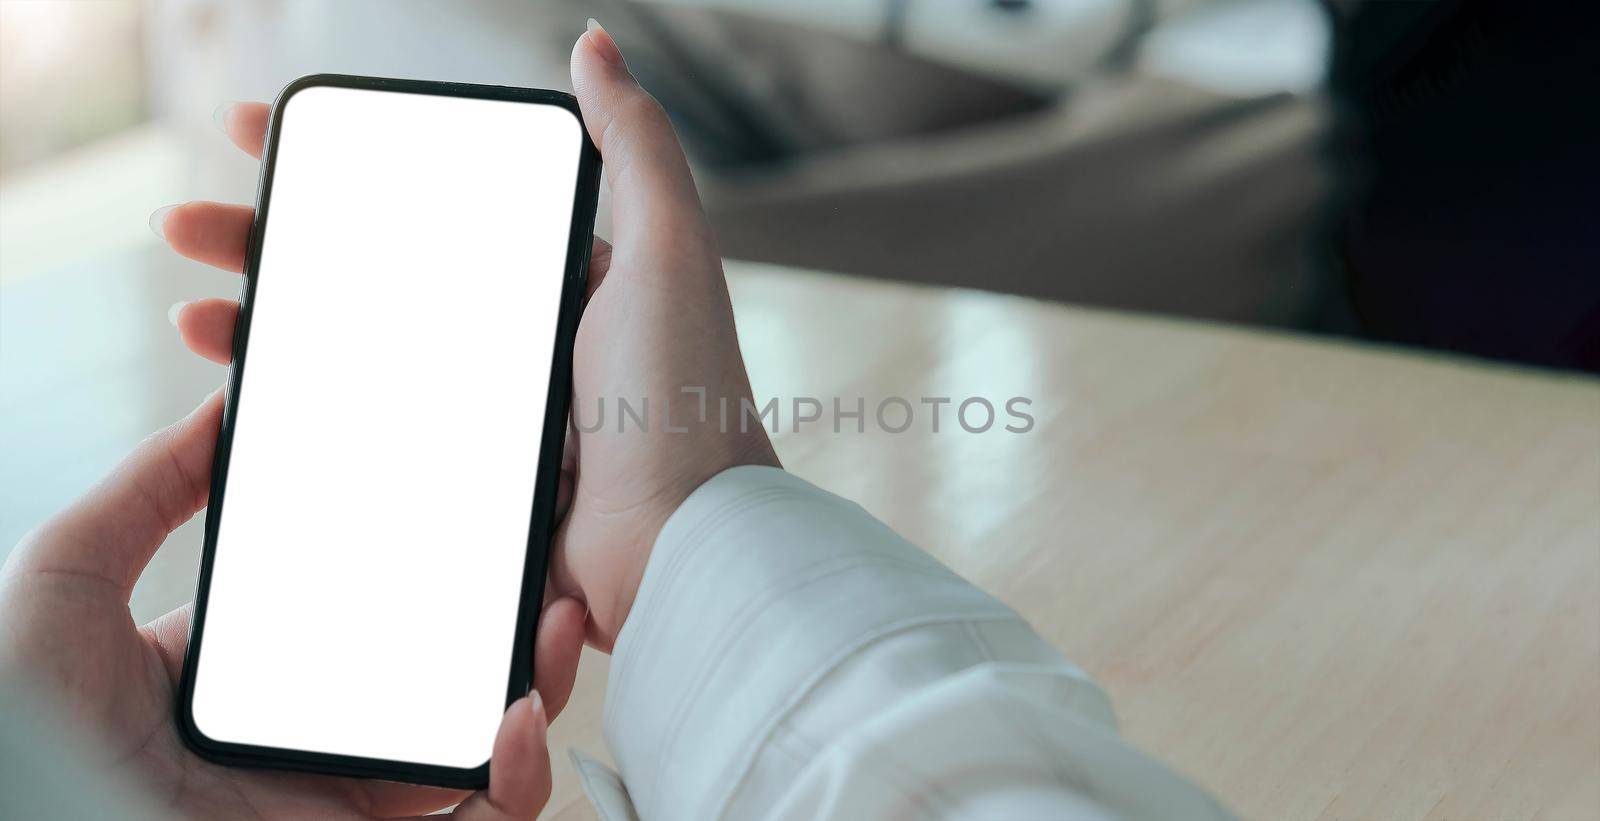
2 0 1597 605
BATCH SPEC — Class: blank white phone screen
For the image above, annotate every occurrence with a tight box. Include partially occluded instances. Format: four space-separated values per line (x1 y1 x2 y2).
189 85 582 769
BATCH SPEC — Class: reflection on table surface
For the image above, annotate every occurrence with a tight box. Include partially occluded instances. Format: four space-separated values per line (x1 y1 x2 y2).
4 247 1597 819
733 261 1599 819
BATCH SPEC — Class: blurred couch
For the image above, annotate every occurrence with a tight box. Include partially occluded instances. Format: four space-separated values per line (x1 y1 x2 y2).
614 0 1338 327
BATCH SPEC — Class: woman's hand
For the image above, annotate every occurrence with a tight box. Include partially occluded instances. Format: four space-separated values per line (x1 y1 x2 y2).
162 24 778 650
0 23 767 819
0 389 586 819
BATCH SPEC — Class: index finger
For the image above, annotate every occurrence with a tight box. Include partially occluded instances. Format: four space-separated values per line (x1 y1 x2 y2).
216 102 271 159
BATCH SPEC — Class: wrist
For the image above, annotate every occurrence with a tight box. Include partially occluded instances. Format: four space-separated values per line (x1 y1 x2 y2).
590 438 781 650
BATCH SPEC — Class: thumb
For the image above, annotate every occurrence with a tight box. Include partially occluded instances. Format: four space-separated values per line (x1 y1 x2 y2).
570 20 717 266
5 391 223 595
439 695 552 820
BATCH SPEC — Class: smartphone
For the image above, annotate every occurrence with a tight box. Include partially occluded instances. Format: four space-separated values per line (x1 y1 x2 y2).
176 74 600 788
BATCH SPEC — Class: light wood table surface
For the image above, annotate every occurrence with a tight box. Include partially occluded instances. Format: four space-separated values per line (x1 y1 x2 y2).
5 243 1595 819
544 261 1600 820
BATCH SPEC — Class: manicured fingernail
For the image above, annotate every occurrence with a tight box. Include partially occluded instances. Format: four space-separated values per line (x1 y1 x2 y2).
212 103 233 134
149 204 177 239
586 18 626 68
168 301 188 328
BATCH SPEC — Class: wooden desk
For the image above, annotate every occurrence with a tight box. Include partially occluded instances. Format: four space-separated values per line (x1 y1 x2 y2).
545 261 1600 819
8 236 1591 817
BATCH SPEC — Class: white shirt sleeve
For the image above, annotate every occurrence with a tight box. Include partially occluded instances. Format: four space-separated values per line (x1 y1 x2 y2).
578 466 1233 820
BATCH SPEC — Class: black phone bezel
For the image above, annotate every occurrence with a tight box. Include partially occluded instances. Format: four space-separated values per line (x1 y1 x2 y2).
174 73 601 790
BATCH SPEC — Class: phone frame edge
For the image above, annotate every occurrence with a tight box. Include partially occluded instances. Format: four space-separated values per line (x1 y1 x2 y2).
173 72 603 791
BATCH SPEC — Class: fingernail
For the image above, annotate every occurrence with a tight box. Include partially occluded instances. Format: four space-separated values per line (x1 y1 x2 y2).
168 301 188 328
212 103 233 134
528 691 547 726
149 204 177 239
585 18 626 69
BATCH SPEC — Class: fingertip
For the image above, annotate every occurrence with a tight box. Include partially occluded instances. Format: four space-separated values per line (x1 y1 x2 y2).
157 201 201 253
582 19 627 69
217 101 271 159
157 201 254 272
211 102 234 135
546 594 587 625
149 204 179 240
173 298 240 365
533 595 587 718
543 595 589 655
471 694 553 818
570 19 635 112
493 695 549 765
568 25 712 255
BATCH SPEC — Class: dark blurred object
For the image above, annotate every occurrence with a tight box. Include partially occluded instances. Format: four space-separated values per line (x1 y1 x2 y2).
1330 0 1600 372
620 3 1334 329
616 6 1051 166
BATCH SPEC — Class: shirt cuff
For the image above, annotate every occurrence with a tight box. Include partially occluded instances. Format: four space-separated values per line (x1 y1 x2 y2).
603 466 1022 819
